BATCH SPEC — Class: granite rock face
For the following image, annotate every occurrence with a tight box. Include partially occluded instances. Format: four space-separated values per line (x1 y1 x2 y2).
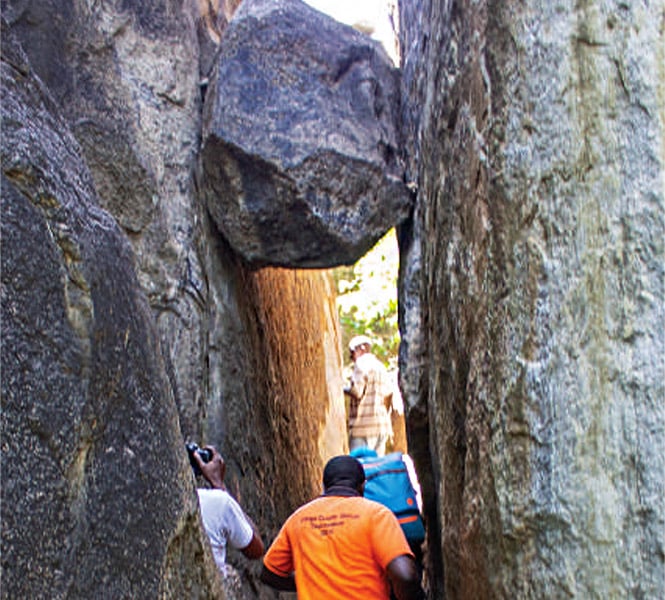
1 0 212 444
2 2 348 598
200 0 411 268
398 1 664 598
4 0 663 597
0 21 220 598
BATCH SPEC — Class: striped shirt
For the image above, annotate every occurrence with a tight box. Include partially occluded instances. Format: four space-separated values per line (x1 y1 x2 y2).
348 353 393 438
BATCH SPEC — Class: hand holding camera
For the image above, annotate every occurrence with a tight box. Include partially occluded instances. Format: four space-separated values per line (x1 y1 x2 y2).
186 443 227 490
186 442 212 474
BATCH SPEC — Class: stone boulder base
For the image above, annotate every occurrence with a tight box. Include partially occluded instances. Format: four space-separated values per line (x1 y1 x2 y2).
201 0 411 268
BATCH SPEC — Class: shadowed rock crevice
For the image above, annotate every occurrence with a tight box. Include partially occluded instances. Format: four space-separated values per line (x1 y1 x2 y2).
1 19 221 597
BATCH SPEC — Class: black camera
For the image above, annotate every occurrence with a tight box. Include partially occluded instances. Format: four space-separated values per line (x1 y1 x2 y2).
186 442 213 476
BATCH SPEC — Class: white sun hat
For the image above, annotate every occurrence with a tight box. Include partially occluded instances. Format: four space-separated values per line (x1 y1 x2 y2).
348 335 373 351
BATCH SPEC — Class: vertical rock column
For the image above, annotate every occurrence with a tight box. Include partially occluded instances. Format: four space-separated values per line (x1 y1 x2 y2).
1 22 220 598
399 0 664 598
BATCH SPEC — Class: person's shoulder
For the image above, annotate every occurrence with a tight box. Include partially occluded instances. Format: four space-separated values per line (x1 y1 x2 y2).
284 496 325 519
366 499 405 526
360 352 386 369
198 486 229 495
197 487 232 502
359 495 387 509
272 497 321 533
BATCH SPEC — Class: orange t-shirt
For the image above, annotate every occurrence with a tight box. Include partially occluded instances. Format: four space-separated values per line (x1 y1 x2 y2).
263 494 413 600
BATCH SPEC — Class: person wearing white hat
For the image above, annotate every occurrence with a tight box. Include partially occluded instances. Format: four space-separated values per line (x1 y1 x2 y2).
344 336 394 456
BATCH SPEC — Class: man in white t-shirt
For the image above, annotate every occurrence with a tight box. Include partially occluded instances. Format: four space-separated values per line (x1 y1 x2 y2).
193 446 264 576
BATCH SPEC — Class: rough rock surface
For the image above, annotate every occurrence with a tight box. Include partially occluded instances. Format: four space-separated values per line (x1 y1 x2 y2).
201 263 348 595
2 0 212 445
2 0 350 459
200 0 411 268
197 0 244 81
2 2 350 597
398 1 664 598
4 0 663 597
0 21 221 598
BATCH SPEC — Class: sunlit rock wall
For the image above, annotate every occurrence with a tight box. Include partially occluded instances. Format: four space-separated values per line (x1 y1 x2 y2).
203 262 348 531
399 1 664 598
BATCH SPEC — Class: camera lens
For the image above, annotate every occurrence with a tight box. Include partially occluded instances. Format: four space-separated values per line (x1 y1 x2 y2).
186 442 204 475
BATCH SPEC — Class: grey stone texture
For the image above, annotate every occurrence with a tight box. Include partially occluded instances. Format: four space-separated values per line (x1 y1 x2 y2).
1 0 211 444
200 0 411 268
398 0 664 598
0 19 220 598
1 1 349 597
3 0 663 597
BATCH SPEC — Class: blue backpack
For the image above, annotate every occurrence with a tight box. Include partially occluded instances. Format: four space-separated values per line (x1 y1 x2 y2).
351 449 425 545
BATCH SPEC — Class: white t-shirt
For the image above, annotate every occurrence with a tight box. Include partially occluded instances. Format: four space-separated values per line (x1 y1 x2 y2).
197 488 254 576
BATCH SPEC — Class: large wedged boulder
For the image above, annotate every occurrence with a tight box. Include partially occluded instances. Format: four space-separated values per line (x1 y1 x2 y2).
200 0 411 268
0 23 220 599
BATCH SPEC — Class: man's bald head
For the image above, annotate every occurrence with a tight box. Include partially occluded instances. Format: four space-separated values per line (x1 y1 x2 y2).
322 455 366 492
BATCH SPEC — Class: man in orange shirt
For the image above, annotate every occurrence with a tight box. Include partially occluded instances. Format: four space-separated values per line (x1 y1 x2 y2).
260 455 424 600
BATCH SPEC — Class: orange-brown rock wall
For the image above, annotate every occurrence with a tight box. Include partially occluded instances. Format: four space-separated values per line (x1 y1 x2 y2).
216 266 347 532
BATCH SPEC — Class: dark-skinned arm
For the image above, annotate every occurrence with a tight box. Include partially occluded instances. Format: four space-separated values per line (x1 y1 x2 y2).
260 565 296 591
386 554 425 600
240 523 264 559
194 446 227 490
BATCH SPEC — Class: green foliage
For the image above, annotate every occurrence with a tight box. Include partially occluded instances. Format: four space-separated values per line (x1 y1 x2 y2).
333 230 399 368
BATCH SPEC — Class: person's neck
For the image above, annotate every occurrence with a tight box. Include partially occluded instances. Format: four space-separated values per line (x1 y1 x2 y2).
322 485 361 497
